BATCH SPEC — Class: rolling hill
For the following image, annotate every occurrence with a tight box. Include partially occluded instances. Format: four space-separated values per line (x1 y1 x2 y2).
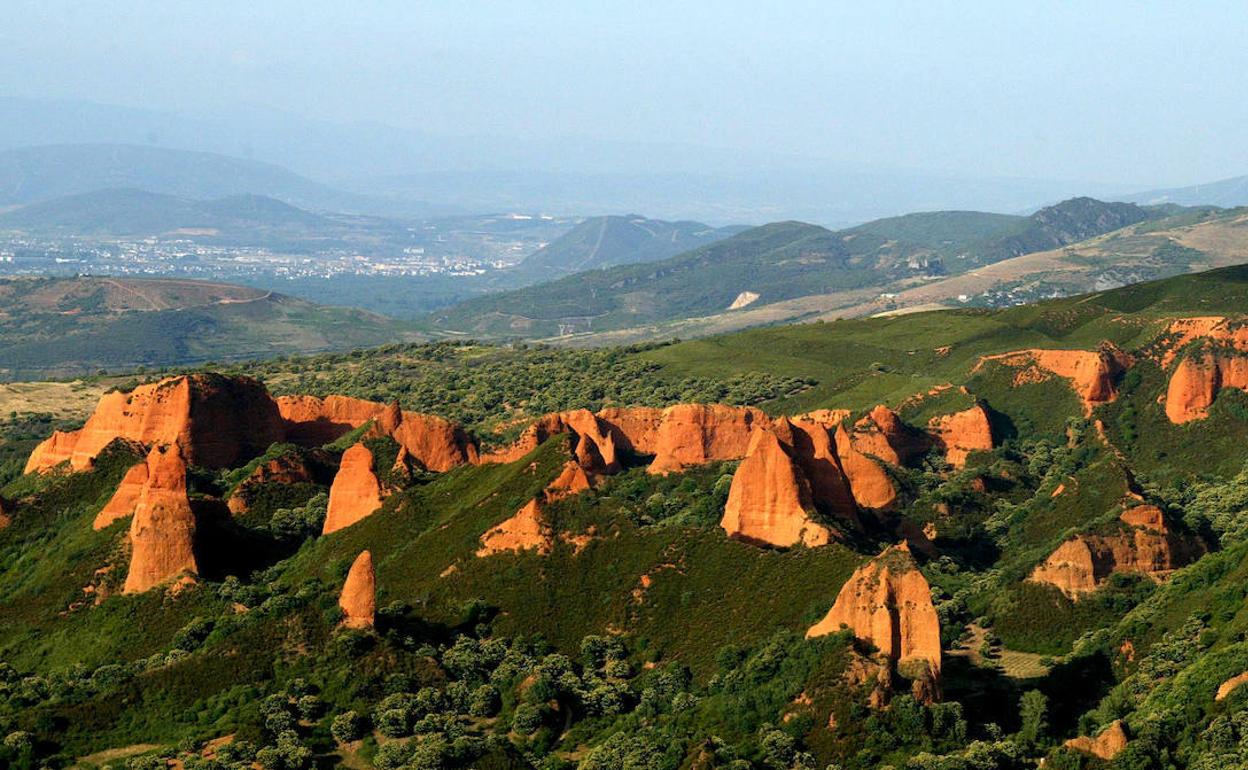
514 215 743 276
9 266 1248 767
429 197 1164 338
0 276 423 379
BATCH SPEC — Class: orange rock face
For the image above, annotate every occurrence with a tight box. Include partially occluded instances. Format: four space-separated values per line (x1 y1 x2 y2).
833 424 897 509
976 346 1132 412
1164 353 1248 423
124 444 198 594
95 460 150 530
1064 720 1129 760
1029 505 1204 598
851 405 927 465
927 404 994 468
477 499 551 556
278 394 477 470
0 497 11 530
647 404 769 474
322 443 383 535
26 374 284 473
807 544 942 685
339 550 376 629
721 428 832 548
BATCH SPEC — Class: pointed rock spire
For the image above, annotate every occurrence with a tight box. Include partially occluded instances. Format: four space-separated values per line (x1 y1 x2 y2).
339 550 377 629
323 442 383 535
124 444 198 594
721 427 831 548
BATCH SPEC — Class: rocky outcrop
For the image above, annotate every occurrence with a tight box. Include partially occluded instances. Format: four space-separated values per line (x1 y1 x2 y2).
386 411 479 472
833 424 896 509
851 405 927 465
975 346 1132 412
322 443 383 535
721 427 832 548
481 409 617 475
94 460 150 529
481 403 766 477
477 499 551 556
124 444 198 594
279 394 477 470
928 404 994 468
226 452 317 514
807 544 941 694
1064 720 1129 761
786 418 861 524
1165 353 1248 423
647 404 769 474
26 374 284 473
0 497 11 530
1029 505 1205 599
339 550 376 630
1156 317 1248 367
276 394 393 445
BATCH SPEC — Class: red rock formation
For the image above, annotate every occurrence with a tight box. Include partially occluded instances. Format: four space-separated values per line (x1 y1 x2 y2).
927 404 994 468
322 443 383 535
807 544 941 687
279 394 477 470
0 497 11 530
276 394 389 444
26 375 284 473
389 411 478 471
546 461 594 499
1157 317 1248 367
1029 505 1204 598
597 406 664 456
477 499 551 556
720 427 832 548
94 460 149 530
339 550 376 630
226 453 316 514
975 346 1132 412
647 404 769 474
1064 720 1129 760
849 405 928 466
1165 353 1248 423
833 424 897 509
480 409 616 474
124 444 198 594
787 419 861 527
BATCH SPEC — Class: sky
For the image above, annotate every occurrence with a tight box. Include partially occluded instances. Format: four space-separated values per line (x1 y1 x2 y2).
2 0 1247 189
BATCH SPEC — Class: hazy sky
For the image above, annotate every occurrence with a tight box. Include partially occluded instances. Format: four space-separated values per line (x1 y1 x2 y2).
3 1 1246 188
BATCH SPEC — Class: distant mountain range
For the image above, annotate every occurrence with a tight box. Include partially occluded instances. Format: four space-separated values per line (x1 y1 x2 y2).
0 188 328 235
0 143 446 217
428 197 1165 339
0 97 1127 224
1123 173 1248 208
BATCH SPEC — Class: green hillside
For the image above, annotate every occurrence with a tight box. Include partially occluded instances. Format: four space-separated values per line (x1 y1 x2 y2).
0 276 424 380
7 266 1248 768
429 198 1168 338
